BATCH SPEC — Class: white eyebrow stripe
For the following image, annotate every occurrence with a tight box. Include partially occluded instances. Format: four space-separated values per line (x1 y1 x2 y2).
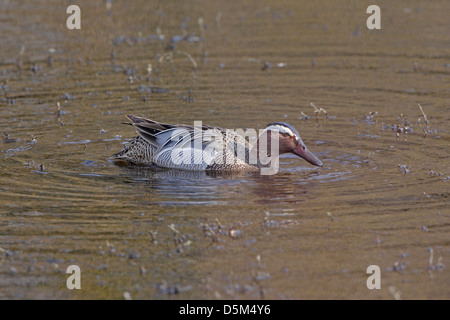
264 125 295 136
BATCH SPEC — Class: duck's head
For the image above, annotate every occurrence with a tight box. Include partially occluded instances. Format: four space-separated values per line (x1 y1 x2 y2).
263 122 323 167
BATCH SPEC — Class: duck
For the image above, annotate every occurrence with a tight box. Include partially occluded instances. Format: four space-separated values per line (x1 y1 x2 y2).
111 115 323 173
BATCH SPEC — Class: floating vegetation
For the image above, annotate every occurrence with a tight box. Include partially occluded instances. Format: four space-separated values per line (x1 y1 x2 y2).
386 261 408 272
2 132 20 144
55 101 68 126
33 163 48 175
427 169 443 177
201 223 219 243
1 80 16 104
388 286 401 300
137 85 170 94
247 58 287 71
310 103 328 119
298 103 331 120
381 103 444 139
418 103 428 126
397 164 410 174
158 50 198 75
416 103 438 137
298 111 312 120
169 34 203 44
427 248 445 271
200 218 250 243
156 280 192 295
361 111 378 124
61 92 76 101
396 114 413 136
381 114 413 138
122 292 132 300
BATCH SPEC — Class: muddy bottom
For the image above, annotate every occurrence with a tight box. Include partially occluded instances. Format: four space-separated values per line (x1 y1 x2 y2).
0 0 449 299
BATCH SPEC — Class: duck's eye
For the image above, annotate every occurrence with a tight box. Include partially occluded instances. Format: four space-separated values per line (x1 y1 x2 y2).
302 145 306 150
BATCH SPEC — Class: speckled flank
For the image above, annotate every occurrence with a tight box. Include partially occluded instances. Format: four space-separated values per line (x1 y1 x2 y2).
112 130 258 171
111 136 156 165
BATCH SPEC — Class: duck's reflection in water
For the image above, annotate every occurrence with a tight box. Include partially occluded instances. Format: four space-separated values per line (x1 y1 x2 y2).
249 171 320 205
118 165 321 207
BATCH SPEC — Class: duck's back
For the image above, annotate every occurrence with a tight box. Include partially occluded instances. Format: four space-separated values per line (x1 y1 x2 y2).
111 115 259 171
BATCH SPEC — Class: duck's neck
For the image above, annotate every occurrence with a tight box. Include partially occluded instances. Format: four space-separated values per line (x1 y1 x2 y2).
249 132 280 174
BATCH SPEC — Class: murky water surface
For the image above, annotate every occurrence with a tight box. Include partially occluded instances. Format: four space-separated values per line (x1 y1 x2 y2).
1 0 449 299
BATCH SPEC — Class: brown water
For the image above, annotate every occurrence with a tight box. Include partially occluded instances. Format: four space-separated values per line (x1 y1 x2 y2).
0 0 449 299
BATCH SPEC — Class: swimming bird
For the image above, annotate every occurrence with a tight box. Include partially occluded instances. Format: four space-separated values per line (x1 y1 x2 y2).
111 115 323 173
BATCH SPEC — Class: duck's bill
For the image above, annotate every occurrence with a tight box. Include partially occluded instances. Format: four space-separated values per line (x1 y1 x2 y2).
292 145 323 167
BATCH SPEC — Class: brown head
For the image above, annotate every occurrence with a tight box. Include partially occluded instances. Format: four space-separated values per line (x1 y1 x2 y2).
263 122 323 167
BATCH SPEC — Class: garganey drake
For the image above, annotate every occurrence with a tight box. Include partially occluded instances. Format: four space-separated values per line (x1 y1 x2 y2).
111 115 323 173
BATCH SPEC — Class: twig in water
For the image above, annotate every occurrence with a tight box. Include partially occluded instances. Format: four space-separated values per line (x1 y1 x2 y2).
168 223 180 234
397 164 410 174
158 51 198 74
198 17 205 39
418 103 428 126
1 81 8 98
388 286 401 300
310 102 328 119
203 223 219 243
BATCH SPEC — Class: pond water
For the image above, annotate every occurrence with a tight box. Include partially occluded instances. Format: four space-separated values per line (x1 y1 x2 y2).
0 0 448 299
